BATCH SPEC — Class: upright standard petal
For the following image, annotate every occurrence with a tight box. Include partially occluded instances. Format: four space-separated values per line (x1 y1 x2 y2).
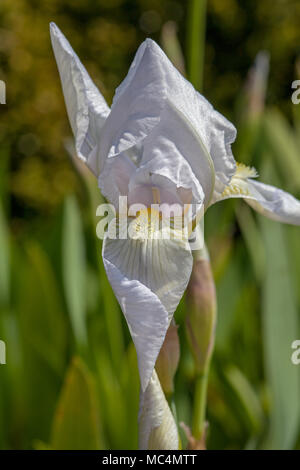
102 216 193 391
138 370 179 450
98 152 136 208
212 163 300 225
50 23 110 176
99 38 237 206
130 101 208 208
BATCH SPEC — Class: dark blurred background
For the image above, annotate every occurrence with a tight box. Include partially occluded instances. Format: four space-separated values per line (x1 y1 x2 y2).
1 0 300 218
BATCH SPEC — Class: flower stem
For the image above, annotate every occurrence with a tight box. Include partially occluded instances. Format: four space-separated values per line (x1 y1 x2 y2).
192 366 209 440
187 0 207 92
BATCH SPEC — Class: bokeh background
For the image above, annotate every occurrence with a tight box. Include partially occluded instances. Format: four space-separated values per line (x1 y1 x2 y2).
0 0 300 450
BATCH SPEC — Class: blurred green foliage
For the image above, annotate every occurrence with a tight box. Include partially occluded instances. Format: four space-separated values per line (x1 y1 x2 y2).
0 0 300 450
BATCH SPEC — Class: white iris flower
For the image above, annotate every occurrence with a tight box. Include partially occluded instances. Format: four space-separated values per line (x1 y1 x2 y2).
50 22 300 403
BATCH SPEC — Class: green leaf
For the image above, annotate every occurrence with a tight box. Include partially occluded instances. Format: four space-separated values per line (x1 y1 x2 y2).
15 242 68 442
51 357 102 450
95 348 127 449
259 165 300 449
215 254 244 351
20 242 68 376
186 0 207 91
263 110 300 192
225 365 264 436
62 196 87 349
98 254 125 373
0 202 9 306
119 343 139 449
235 203 265 282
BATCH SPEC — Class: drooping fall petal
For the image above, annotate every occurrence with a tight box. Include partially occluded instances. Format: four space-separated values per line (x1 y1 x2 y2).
102 218 193 391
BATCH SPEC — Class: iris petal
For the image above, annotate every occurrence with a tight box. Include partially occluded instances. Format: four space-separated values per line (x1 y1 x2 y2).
98 153 136 207
245 180 300 225
139 370 178 450
102 220 193 390
50 23 110 176
100 38 236 203
212 164 300 225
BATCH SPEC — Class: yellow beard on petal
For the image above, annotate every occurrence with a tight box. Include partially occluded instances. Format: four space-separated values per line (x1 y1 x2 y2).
129 208 189 241
235 162 258 179
221 162 258 198
129 208 161 240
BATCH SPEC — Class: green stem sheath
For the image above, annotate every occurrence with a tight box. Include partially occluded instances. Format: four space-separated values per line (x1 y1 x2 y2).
187 0 207 92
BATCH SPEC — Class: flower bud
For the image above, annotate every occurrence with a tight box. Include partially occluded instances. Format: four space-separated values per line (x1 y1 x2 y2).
185 250 216 374
155 321 180 397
